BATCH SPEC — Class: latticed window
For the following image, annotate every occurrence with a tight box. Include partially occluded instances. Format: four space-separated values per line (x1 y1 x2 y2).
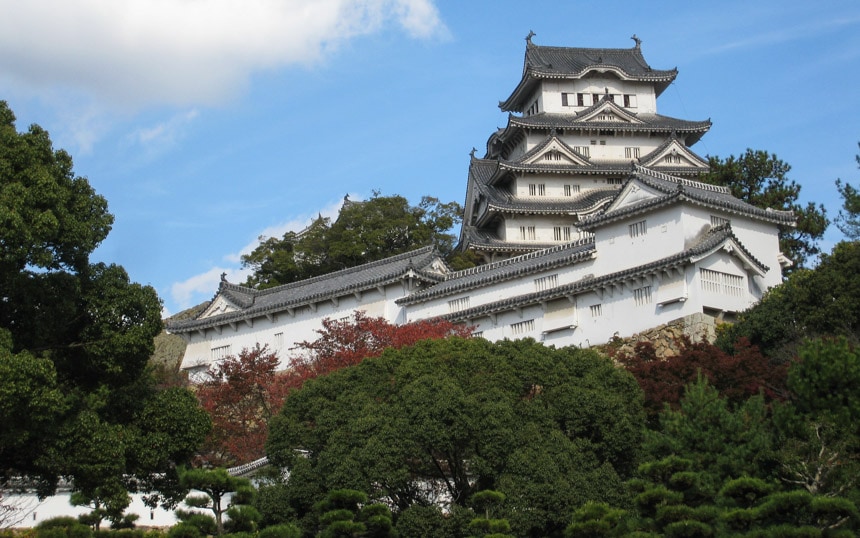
664 154 682 164
625 147 641 159
710 215 730 227
511 319 535 335
573 146 590 158
273 332 284 350
534 274 559 292
564 184 581 196
211 344 231 361
629 220 647 238
519 226 536 241
590 304 602 317
528 183 546 196
633 286 653 306
448 297 470 313
700 268 745 296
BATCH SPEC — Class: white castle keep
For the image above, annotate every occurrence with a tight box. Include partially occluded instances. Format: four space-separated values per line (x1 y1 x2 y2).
167 36 793 376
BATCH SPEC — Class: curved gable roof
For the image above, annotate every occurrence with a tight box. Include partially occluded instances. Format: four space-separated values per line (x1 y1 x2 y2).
501 39 677 112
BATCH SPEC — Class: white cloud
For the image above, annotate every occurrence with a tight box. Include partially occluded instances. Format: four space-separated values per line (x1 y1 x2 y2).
0 0 448 108
171 196 351 310
170 266 251 311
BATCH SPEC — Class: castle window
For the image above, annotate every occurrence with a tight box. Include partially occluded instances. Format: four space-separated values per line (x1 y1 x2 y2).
273 332 283 350
448 296 470 313
553 226 572 241
573 146 590 157
577 93 585 106
710 215 730 227
519 226 536 241
564 184 581 196
561 93 569 106
607 178 623 185
700 268 745 296
544 152 563 162
211 344 231 361
633 286 653 306
534 274 559 292
590 140 597 145
664 154 682 164
629 220 647 238
592 93 601 105
623 94 637 108
624 147 641 159
528 183 546 196
511 319 535 335
590 304 603 317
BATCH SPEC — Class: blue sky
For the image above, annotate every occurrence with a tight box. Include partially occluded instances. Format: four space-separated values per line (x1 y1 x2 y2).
2 0 859 316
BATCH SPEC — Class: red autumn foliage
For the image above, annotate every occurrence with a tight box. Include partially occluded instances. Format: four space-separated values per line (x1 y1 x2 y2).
195 344 290 466
195 313 471 465
613 336 789 417
283 311 474 391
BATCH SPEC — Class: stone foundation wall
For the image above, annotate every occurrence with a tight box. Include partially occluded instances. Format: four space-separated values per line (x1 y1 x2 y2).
610 312 718 359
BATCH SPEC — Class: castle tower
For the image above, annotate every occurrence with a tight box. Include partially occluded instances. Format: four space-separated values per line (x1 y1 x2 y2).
460 34 712 262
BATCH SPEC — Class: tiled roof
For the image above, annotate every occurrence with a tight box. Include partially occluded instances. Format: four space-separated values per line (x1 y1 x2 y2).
639 136 709 168
505 112 711 143
439 224 766 322
476 185 615 221
398 238 596 305
458 226 553 254
167 246 445 333
578 166 796 230
501 40 677 111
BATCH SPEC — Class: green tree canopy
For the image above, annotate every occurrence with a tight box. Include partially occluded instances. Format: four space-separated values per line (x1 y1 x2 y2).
716 241 860 362
700 149 828 270
0 100 209 504
241 193 462 289
267 337 644 537
834 142 860 241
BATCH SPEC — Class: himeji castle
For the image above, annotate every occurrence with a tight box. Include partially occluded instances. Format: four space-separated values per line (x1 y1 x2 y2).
167 35 794 376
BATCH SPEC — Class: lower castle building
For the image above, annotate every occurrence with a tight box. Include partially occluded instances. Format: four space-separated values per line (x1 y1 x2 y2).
167 37 793 375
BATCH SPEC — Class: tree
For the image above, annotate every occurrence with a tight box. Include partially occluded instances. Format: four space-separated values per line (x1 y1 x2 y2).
613 337 787 419
716 241 860 361
241 193 462 289
283 311 473 391
700 149 828 270
196 345 290 466
177 467 256 536
0 100 209 505
267 337 644 537
834 142 860 240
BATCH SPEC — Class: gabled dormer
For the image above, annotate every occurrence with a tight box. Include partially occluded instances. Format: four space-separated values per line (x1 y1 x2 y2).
641 136 709 171
520 133 592 166
574 96 644 125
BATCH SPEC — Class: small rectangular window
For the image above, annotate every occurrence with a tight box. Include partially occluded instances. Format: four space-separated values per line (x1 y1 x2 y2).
211 344 231 361
561 93 569 106
607 178 623 185
534 274 559 292
590 304 602 317
624 147 641 159
623 94 637 108
563 184 581 196
700 268 744 296
633 286 653 306
629 220 647 238
511 319 535 335
573 146 590 158
273 332 284 350
710 215 730 227
577 93 585 106
519 226 536 241
592 93 601 105
528 183 545 196
448 297 470 313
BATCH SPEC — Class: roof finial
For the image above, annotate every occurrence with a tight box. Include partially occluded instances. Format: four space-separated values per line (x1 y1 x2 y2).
525 30 536 44
470 147 477 159
220 272 227 282
631 34 641 49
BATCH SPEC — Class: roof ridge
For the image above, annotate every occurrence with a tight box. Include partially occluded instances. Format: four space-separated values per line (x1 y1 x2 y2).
635 165 729 193
255 245 436 296
449 237 594 279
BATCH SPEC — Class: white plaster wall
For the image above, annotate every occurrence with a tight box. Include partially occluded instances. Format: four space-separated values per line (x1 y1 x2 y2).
542 79 657 114
179 284 408 373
